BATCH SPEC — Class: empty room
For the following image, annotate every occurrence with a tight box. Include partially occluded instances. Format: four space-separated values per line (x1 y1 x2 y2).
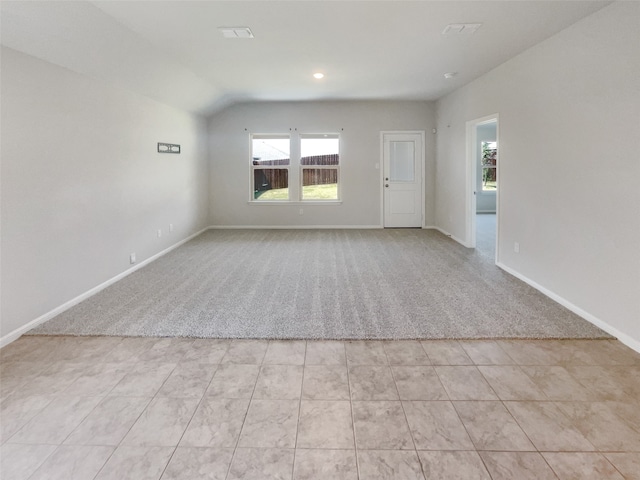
1 1 639 479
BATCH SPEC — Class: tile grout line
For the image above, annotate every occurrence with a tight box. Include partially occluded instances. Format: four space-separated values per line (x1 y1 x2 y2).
386 341 428 480
344 342 362 480
290 341 307 480
104 341 187 479
223 340 268 480
21 445 59 480
475 357 586 479
91 338 218 480
599 454 630 479
38 341 128 479
2 337 639 480
156 357 224 480
61 338 134 480
419 340 492 479
431 344 493 477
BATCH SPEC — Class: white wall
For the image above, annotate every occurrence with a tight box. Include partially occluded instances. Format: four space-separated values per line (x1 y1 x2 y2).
208 101 435 227
435 2 640 347
0 47 209 340
476 122 497 213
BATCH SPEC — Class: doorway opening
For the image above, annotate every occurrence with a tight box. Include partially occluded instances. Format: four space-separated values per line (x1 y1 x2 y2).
466 115 499 262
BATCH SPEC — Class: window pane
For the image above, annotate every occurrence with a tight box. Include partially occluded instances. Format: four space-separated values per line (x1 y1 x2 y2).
301 134 339 166
254 169 289 200
252 136 290 166
481 141 497 191
482 167 497 191
389 141 415 182
302 168 338 200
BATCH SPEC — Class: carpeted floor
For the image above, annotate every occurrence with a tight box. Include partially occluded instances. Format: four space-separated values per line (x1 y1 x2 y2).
30 228 609 340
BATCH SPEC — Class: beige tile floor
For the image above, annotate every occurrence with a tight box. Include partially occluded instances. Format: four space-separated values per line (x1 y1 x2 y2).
1 336 640 479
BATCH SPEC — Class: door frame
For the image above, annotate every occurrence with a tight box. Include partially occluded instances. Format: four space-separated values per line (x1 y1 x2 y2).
379 130 426 228
466 114 499 262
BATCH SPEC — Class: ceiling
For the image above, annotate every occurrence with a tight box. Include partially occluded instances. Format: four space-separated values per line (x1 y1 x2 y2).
1 1 611 116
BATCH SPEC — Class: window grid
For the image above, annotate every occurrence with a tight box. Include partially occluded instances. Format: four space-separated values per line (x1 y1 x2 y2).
251 135 291 201
299 134 340 202
250 133 340 202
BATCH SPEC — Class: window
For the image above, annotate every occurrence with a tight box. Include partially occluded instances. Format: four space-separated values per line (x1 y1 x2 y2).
250 133 340 202
481 141 497 191
300 134 339 200
252 135 290 201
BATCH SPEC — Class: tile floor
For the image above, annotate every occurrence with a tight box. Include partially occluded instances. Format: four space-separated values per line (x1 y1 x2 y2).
1 336 640 479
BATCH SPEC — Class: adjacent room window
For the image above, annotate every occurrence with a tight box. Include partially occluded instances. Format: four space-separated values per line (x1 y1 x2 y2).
481 141 497 191
250 133 340 202
300 134 340 200
252 135 290 200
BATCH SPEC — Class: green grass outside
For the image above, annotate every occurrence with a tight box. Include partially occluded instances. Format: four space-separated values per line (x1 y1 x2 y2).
255 187 289 200
255 183 338 200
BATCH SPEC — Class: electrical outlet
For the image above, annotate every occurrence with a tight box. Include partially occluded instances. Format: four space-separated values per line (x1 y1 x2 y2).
514 242 520 253
129 253 136 264
299 208 303 215
169 223 174 232
157 229 162 238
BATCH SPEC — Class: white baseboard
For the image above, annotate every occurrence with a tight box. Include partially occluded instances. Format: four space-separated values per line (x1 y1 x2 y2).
425 226 471 248
0 227 209 349
497 261 640 354
209 225 383 230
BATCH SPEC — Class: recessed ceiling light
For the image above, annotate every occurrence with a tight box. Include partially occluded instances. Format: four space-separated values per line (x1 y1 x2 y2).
444 72 457 79
219 27 254 39
313 72 325 79
442 23 482 35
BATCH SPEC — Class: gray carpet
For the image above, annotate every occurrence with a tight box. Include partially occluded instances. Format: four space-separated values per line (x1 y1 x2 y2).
29 229 609 340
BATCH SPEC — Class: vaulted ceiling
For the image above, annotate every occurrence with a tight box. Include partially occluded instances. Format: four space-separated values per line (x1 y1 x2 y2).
1 1 611 116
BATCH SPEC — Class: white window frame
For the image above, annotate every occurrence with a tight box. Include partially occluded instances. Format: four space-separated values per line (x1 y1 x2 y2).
480 140 497 192
249 132 342 204
299 133 340 202
250 134 291 202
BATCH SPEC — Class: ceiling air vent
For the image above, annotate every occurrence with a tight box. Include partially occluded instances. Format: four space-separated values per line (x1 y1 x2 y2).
442 23 482 35
219 27 254 39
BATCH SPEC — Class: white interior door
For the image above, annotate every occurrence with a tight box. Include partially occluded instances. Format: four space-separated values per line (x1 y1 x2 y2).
383 132 423 227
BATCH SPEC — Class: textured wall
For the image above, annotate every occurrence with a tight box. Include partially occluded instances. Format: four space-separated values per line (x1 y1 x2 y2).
435 2 640 346
1 47 210 338
208 100 436 227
